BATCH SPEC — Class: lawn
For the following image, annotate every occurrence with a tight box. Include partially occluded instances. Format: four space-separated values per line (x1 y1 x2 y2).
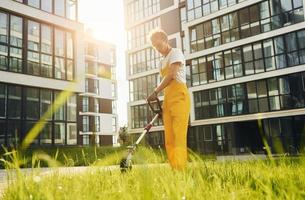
1 147 305 200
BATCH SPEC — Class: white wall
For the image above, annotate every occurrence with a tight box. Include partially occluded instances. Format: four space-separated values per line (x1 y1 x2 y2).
100 114 114 135
99 78 113 99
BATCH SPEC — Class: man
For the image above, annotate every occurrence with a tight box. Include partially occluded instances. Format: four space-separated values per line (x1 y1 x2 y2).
146 29 190 170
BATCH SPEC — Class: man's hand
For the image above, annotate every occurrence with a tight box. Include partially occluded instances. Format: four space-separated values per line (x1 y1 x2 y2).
146 90 158 102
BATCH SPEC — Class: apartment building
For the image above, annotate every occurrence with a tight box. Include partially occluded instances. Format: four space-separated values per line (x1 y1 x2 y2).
125 0 305 155
0 0 118 147
78 34 118 146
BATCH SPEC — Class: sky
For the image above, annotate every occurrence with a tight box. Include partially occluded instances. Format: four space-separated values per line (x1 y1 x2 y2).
78 0 128 127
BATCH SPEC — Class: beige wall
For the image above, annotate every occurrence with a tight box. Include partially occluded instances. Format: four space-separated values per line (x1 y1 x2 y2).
160 0 174 10
161 9 180 35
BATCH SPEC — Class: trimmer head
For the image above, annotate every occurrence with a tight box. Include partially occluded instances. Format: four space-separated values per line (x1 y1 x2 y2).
120 157 132 173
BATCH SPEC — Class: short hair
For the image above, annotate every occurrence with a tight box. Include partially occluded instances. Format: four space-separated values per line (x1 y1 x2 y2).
148 28 168 44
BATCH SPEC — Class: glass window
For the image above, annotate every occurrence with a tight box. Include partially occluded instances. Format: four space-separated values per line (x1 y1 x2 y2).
10 16 23 47
26 88 40 120
9 47 22 72
8 85 21 119
28 21 40 51
83 116 89 132
274 36 285 53
0 45 8 71
54 91 66 121
279 77 290 94
66 0 77 20
66 32 73 59
7 120 20 146
0 120 6 144
41 25 52 54
40 123 52 144
67 60 73 81
250 4 260 22
27 51 40 75
67 94 76 121
243 45 253 62
247 82 257 99
0 13 8 43
42 0 52 13
293 0 303 8
239 7 250 25
280 0 292 11
257 80 267 98
83 135 89 145
285 32 297 52
41 54 52 78
55 29 65 56
28 0 40 8
40 89 52 120
0 84 6 118
54 122 65 144
55 0 65 17
82 96 89 112
55 57 65 79
67 123 77 145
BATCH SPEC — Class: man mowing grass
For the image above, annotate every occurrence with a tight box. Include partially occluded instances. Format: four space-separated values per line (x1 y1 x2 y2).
147 28 191 170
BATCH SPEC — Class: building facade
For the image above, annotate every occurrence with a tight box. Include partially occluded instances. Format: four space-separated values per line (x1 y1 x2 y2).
0 0 118 147
125 0 305 155
78 35 118 146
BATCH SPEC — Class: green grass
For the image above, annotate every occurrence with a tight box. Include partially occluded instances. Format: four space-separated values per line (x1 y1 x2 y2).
0 146 129 168
1 147 305 200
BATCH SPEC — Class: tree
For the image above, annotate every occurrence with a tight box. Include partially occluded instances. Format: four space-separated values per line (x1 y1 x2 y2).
118 126 128 145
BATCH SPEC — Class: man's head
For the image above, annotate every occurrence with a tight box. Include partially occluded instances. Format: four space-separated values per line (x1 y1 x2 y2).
149 28 170 55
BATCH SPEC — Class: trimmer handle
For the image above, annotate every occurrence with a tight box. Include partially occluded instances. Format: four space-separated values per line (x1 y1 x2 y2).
147 98 162 116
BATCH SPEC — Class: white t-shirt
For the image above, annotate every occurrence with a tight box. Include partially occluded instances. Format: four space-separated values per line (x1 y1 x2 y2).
160 48 186 84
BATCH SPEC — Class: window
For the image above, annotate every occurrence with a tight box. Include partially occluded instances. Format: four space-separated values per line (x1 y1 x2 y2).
82 96 89 112
55 0 65 17
42 0 52 13
54 91 66 121
41 24 52 54
0 120 6 144
55 57 65 79
94 98 99 113
7 120 20 146
40 89 52 120
83 116 89 132
247 82 258 113
94 116 100 132
7 86 21 119
66 0 77 20
268 78 280 111
67 95 76 121
26 88 40 120
10 16 22 48
0 12 8 44
28 0 40 8
83 135 89 145
189 0 304 53
0 84 6 118
67 123 77 145
55 29 65 57
10 16 23 73
40 123 52 144
54 122 65 144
